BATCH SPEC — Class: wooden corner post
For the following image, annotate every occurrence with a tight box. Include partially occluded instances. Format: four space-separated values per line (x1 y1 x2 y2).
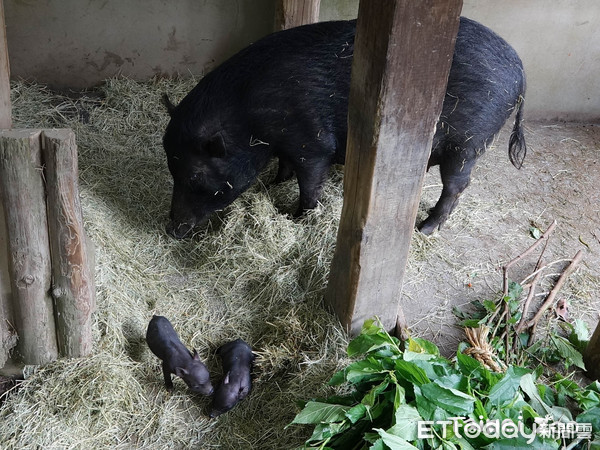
275 0 321 31
0 131 59 364
42 129 96 358
325 0 462 336
0 0 10 129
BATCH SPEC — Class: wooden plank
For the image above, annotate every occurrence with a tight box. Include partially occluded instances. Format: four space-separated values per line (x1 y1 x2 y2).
275 0 320 30
42 129 95 358
0 130 58 364
0 0 11 129
584 320 600 380
0 203 16 367
325 0 462 336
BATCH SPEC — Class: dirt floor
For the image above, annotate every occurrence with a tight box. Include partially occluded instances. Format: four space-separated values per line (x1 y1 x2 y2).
407 120 600 356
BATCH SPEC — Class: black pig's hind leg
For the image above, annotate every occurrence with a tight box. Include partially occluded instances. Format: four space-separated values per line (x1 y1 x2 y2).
419 152 476 235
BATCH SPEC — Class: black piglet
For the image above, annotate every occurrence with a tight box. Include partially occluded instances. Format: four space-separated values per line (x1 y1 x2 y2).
209 339 255 418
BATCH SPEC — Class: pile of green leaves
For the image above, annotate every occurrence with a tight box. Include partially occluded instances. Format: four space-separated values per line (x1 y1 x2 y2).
290 319 600 449
454 281 590 371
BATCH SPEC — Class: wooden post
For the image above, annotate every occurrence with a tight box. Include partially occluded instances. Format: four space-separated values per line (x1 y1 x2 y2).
0 0 11 129
275 0 320 30
42 129 95 358
325 0 462 336
584 321 600 380
0 130 58 364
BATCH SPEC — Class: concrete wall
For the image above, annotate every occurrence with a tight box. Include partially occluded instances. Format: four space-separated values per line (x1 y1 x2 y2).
4 0 600 121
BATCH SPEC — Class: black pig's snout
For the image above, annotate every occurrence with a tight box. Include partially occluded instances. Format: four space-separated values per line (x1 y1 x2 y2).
166 220 194 239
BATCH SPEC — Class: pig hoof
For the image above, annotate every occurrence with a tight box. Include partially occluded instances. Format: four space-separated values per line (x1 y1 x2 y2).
418 220 439 236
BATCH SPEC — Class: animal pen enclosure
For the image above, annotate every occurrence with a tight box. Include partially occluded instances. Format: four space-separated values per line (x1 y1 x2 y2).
1 0 600 449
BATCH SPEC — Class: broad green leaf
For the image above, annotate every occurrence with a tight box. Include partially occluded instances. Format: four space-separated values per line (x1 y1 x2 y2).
374 428 419 449
550 335 586 370
394 360 431 386
506 281 523 302
456 350 483 376
420 381 475 416
362 381 389 407
407 337 440 357
393 383 406 410
343 358 387 385
328 369 346 386
291 401 351 425
577 389 600 410
369 438 386 450
577 406 600 432
306 421 350 443
414 385 437 421
483 299 497 313
347 319 401 357
388 404 421 441
488 366 530 407
347 332 394 357
345 403 367 424
588 381 600 394
460 318 487 328
434 373 468 391
519 374 573 421
574 318 590 340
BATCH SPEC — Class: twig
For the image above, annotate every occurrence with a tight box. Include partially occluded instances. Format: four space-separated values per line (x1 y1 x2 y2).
515 269 543 335
525 250 584 329
519 258 571 286
502 220 557 297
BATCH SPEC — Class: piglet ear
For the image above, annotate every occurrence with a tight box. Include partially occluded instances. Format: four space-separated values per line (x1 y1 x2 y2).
175 367 189 377
223 371 231 385
162 93 177 116
206 133 227 158
192 349 200 360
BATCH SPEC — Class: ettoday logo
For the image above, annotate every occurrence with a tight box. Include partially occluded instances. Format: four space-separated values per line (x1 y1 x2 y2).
417 414 593 444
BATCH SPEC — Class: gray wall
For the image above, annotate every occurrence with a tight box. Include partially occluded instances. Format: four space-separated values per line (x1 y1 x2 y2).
4 0 600 120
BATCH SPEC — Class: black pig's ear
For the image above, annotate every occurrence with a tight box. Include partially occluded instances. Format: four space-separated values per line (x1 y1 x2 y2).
162 93 176 116
206 133 227 158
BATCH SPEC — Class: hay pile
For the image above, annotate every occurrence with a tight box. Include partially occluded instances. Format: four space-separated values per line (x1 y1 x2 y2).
2 78 353 449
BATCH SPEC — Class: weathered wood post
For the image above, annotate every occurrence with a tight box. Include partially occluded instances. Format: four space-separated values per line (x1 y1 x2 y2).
275 0 320 30
0 130 59 364
584 321 600 380
0 0 10 130
42 129 95 358
0 2 94 365
325 0 462 336
0 0 15 367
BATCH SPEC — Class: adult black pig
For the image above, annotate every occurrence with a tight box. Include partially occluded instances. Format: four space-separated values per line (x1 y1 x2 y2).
208 339 254 418
163 17 526 238
146 315 213 395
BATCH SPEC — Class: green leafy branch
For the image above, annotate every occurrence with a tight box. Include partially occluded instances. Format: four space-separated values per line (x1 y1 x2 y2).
290 319 600 449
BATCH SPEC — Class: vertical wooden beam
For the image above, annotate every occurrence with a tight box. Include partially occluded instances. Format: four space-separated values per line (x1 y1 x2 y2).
584 321 600 380
0 130 58 364
0 0 11 129
325 0 462 336
275 0 320 31
42 129 95 358
0 204 14 367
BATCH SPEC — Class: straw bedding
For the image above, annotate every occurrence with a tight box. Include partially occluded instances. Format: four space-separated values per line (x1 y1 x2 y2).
2 77 598 449
4 78 352 449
